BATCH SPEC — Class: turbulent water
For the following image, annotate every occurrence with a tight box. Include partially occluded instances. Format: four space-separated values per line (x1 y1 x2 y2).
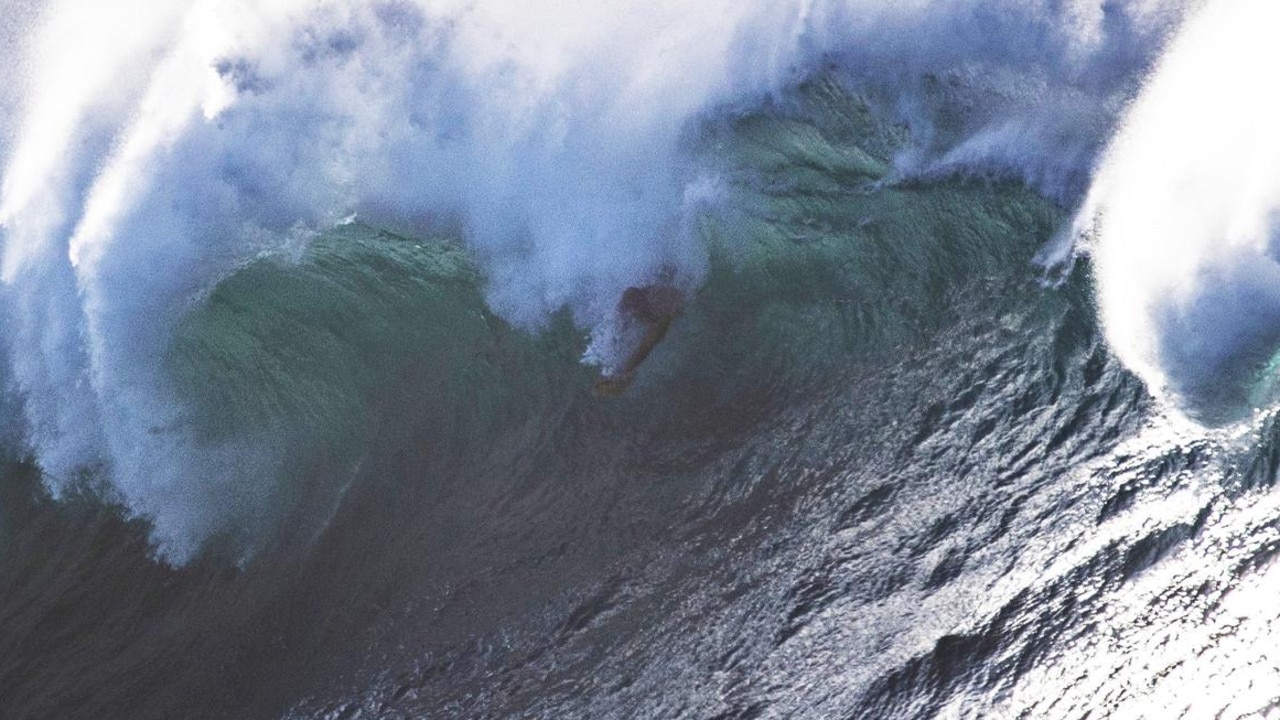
8 1 1280 718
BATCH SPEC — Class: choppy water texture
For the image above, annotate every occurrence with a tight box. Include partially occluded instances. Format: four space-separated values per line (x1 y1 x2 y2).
7 3 1280 720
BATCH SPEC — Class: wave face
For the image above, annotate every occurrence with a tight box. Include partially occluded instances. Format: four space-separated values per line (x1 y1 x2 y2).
12 3 1280 720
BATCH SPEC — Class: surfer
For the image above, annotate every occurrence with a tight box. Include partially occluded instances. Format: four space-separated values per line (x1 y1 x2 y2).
593 283 685 396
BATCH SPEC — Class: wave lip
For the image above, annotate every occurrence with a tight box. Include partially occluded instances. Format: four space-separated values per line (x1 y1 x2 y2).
1082 0 1280 424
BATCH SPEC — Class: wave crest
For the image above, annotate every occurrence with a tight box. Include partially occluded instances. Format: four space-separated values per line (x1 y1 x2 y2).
0 0 1184 559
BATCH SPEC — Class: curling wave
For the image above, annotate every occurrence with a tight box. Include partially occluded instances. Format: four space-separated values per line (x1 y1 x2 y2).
0 0 1184 558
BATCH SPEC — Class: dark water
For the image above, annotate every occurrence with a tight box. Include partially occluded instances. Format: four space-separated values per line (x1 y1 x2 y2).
2 79 1279 720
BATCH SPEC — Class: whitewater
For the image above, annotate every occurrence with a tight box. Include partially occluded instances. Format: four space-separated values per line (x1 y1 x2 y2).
5 0 1280 718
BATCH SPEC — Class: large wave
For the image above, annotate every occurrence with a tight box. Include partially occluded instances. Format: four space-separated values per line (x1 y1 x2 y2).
0 0 1187 561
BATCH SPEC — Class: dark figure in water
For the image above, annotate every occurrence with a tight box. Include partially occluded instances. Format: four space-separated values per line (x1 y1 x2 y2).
593 284 685 396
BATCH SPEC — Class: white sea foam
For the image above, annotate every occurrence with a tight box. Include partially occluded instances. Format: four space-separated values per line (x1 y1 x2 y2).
0 0 1185 560
1082 0 1280 423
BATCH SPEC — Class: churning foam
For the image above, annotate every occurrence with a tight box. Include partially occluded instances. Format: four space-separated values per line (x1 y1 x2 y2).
0 0 1184 561
1083 0 1280 424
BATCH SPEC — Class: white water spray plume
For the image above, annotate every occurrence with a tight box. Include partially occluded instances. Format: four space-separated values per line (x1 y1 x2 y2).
1083 0 1280 425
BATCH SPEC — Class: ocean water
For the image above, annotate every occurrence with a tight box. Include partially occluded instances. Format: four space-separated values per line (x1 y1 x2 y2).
6 1 1280 718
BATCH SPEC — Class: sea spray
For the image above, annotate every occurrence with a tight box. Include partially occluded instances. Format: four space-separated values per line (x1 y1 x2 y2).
1083 0 1280 423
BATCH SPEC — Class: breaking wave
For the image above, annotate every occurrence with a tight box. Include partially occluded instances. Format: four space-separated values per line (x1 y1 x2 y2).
1082 0 1280 424
16 4 1280 720
0 0 1186 557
